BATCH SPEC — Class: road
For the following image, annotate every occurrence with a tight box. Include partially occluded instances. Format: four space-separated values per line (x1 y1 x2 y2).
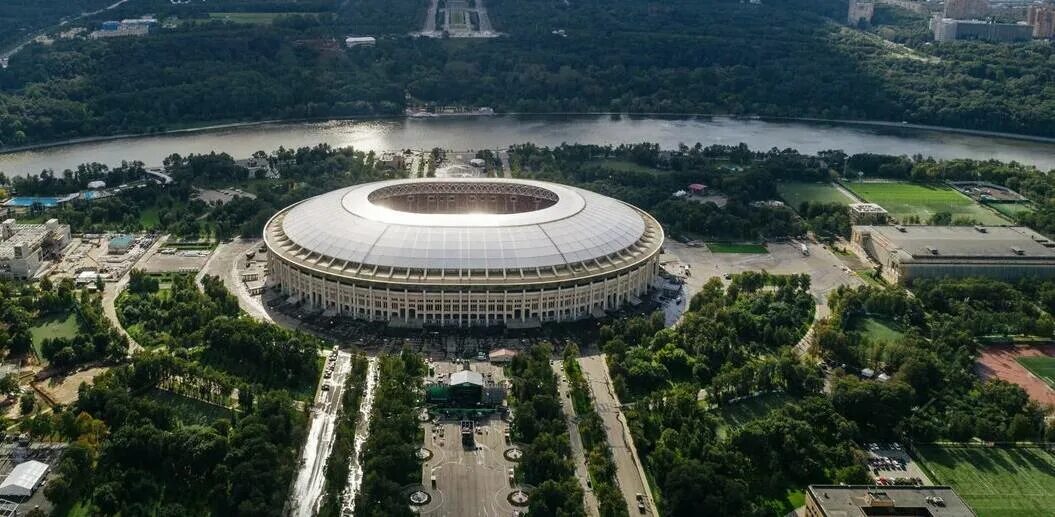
578 355 656 516
290 351 355 517
199 237 275 322
1 0 133 67
552 360 601 517
342 357 379 515
100 234 169 355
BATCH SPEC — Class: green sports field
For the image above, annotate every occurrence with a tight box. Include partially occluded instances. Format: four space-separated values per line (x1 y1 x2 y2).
706 242 768 254
1017 356 1055 388
845 182 1009 225
915 445 1055 517
853 316 904 344
989 202 1035 221
777 182 854 207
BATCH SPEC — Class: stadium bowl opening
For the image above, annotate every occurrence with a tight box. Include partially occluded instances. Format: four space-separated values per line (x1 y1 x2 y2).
264 178 664 327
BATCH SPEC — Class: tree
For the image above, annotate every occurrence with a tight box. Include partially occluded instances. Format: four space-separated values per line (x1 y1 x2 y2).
19 392 35 415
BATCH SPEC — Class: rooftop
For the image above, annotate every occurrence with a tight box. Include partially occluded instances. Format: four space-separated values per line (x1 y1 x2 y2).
268 178 663 275
855 225 1055 262
0 219 63 259
807 485 975 516
0 460 48 497
449 370 485 386
850 203 889 214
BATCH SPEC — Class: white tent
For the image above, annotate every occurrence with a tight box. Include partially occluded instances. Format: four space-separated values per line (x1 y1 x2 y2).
0 460 48 497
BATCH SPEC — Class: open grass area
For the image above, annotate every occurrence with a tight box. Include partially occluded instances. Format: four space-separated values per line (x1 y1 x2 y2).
916 445 1055 517
29 311 79 359
715 392 795 438
854 316 904 344
845 182 1008 225
777 182 853 207
707 242 768 254
145 388 234 425
208 12 318 24
138 206 161 229
1016 356 1055 389
989 202 1035 221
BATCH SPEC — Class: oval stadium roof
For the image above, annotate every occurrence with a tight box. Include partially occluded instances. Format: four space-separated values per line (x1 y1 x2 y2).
276 178 651 272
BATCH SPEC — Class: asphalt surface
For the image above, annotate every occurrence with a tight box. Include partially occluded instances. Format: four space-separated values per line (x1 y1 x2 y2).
553 359 601 517
289 350 355 517
579 355 656 516
100 234 169 355
342 356 379 515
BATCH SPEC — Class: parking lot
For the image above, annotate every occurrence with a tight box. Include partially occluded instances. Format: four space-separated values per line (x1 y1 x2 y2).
417 360 517 517
659 240 862 324
865 442 933 486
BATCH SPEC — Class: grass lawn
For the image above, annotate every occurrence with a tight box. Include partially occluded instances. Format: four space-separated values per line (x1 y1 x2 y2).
29 312 79 359
845 182 1008 225
715 392 796 438
208 12 318 24
777 182 853 208
1016 356 1055 389
138 206 161 229
707 242 768 254
853 316 904 344
145 388 234 425
916 445 1055 517
989 202 1034 221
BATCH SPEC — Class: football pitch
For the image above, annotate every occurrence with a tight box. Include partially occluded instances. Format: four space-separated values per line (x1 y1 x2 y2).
776 182 853 207
1017 355 1055 389
845 182 1008 225
915 445 1055 517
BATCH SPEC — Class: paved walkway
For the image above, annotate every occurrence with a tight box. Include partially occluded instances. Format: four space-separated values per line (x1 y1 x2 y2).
101 234 169 355
579 355 656 516
552 359 600 517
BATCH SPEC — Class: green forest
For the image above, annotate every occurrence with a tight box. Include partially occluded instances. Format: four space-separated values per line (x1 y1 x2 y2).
1 0 1055 146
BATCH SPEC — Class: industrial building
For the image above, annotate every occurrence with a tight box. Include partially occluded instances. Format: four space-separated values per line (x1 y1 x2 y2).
851 225 1055 284
0 219 71 279
932 17 1033 42
264 178 664 327
805 485 975 517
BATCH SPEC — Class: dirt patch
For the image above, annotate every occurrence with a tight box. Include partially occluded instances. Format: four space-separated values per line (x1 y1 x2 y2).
976 346 1055 408
35 366 109 406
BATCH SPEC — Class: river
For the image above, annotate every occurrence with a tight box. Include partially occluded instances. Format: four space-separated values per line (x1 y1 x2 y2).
2 115 1055 176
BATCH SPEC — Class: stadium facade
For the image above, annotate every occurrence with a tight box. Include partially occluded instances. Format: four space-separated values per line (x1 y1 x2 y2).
264 178 664 327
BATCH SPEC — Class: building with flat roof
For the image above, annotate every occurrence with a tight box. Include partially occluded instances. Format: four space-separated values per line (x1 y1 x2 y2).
851 225 1055 284
933 17 1033 42
805 485 975 517
849 203 889 225
0 219 71 279
108 235 135 254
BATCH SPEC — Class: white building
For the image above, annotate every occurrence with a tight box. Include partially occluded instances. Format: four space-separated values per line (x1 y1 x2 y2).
0 219 71 279
0 461 48 498
345 36 376 48
264 179 664 327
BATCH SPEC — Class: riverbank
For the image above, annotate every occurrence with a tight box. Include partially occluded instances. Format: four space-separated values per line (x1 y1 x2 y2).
5 113 1055 176
4 112 1055 157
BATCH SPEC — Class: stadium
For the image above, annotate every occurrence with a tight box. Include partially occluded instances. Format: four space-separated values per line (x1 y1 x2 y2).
263 178 664 327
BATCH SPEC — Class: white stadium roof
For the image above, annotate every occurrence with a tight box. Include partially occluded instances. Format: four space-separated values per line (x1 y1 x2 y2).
0 460 48 498
276 178 650 272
